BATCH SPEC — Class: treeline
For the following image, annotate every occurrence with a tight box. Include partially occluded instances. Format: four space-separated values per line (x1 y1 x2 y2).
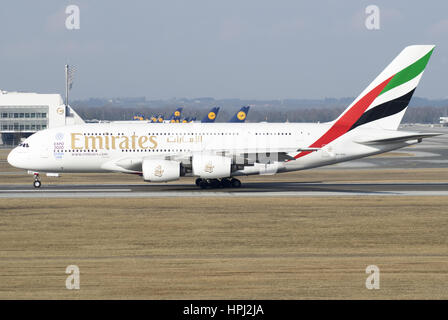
402 106 448 123
72 105 448 124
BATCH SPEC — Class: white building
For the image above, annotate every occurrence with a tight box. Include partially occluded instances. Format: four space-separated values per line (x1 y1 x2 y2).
0 90 84 145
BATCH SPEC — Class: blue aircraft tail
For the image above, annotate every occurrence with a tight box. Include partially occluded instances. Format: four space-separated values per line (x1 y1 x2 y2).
201 107 220 123
168 107 183 122
133 113 145 121
228 106 250 122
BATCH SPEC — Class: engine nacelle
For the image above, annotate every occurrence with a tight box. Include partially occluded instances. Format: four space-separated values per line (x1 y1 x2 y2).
142 159 180 182
192 155 231 179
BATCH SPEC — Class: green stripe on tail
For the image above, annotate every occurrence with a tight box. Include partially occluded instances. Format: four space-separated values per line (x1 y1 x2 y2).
379 49 434 96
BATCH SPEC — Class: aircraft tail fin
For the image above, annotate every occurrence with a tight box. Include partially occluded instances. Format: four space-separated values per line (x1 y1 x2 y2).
229 106 250 123
333 45 434 131
202 107 220 123
169 107 183 122
294 45 435 160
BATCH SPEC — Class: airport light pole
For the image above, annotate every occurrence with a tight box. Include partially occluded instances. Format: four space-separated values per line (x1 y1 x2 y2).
65 64 69 108
65 64 75 107
65 64 75 125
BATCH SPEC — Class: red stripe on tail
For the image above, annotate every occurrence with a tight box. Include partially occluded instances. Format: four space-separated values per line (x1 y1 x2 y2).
294 75 394 159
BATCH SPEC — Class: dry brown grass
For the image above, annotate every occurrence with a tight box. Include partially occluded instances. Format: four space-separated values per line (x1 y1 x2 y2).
0 196 447 299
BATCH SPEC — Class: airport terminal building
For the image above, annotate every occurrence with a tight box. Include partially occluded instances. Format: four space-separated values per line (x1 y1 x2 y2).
0 90 84 146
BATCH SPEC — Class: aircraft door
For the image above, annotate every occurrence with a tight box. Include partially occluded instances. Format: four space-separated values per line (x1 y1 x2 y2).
40 146 49 159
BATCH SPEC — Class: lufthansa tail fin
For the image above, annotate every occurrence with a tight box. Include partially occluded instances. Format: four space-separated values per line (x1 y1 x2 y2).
202 107 220 123
169 107 183 122
229 106 250 123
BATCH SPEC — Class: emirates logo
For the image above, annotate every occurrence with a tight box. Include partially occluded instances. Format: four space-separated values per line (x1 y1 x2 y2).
204 162 214 173
154 165 164 177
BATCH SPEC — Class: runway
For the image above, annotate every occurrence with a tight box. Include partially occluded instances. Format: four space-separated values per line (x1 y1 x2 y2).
1 181 448 198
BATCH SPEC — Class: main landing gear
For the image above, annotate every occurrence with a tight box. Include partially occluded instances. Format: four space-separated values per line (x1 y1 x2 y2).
195 178 242 189
33 173 41 188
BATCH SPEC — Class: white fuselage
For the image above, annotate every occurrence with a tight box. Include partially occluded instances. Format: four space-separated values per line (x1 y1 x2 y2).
7 122 411 178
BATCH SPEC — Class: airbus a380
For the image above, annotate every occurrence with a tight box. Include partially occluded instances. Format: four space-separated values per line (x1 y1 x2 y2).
8 45 441 189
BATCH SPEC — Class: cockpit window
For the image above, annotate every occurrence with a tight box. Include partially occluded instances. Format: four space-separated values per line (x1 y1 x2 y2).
18 143 30 148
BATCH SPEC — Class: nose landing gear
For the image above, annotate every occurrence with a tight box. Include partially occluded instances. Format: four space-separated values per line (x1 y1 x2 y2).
33 173 41 188
196 178 241 189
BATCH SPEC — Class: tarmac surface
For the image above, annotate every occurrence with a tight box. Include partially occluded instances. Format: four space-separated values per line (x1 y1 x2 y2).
1 181 448 198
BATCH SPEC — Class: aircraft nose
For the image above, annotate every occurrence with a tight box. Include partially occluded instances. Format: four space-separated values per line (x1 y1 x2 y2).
7 148 19 168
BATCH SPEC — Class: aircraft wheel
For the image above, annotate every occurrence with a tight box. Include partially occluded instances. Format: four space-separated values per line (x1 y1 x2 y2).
33 180 41 188
209 179 221 188
220 178 232 188
195 178 203 186
199 181 209 189
231 178 241 188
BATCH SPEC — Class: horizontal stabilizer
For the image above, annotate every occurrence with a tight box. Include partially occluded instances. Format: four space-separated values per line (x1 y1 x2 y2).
355 132 442 145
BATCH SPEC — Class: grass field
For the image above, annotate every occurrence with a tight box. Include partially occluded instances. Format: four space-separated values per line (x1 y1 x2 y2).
0 196 447 299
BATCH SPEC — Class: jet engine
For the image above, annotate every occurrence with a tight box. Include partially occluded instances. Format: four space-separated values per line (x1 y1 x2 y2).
142 159 180 182
192 155 231 179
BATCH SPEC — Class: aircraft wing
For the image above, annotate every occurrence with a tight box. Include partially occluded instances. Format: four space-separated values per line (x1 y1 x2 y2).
196 147 320 163
99 145 322 173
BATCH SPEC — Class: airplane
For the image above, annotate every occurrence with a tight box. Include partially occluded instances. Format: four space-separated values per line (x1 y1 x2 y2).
7 45 441 189
201 107 220 123
229 106 250 122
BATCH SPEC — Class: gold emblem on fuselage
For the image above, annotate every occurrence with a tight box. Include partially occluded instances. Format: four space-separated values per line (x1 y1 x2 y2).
154 165 164 177
204 162 214 173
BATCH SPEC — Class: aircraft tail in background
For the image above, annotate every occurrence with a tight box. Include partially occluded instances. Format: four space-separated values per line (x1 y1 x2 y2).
168 107 183 123
201 107 220 123
229 106 250 123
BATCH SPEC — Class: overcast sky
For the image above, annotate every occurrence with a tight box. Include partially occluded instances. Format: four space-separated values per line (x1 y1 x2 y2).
0 0 447 100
